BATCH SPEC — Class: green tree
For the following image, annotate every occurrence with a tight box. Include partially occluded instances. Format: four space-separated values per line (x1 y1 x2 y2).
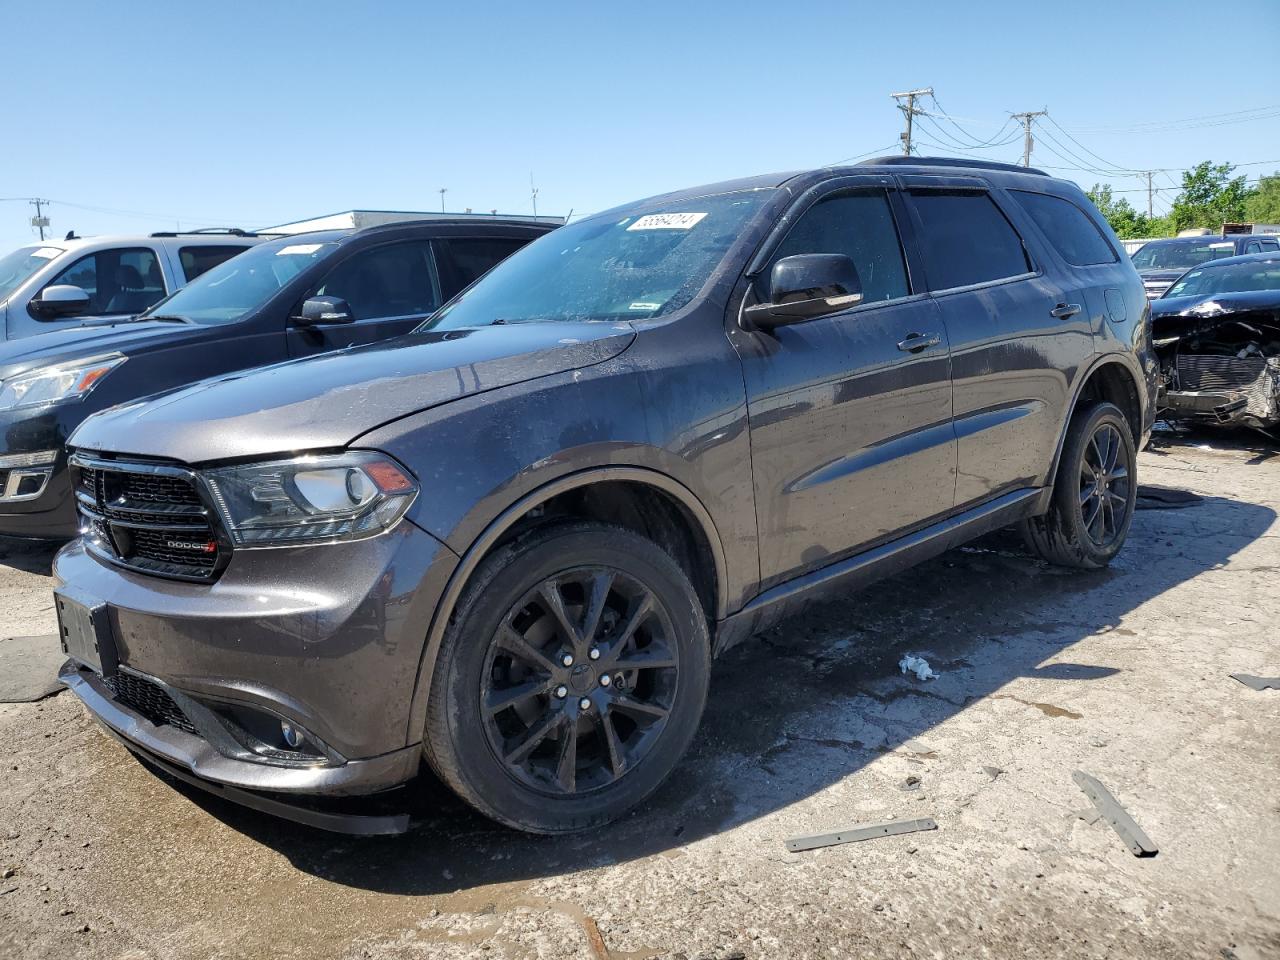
1244 172 1280 223
1087 183 1159 239
1168 161 1250 231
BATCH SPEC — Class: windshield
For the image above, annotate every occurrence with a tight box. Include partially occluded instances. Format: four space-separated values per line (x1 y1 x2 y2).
139 238 339 324
1131 239 1236 271
0 245 63 303
424 189 775 329
1165 258 1280 298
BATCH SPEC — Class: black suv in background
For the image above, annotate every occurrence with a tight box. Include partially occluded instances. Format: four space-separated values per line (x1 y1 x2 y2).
1131 233 1279 299
56 159 1153 836
0 218 555 538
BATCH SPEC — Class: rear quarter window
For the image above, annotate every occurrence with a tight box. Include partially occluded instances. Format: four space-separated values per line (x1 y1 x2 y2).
1010 191 1117 267
907 190 1031 290
179 245 250 282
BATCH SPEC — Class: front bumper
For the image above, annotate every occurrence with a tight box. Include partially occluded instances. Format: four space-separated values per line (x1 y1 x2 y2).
0 405 86 540
54 519 459 801
0 453 78 539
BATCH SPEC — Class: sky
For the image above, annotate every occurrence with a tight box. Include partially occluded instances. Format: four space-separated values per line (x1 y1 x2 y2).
4 0 1279 252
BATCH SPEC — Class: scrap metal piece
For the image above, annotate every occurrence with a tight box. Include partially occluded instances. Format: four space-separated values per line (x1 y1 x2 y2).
1072 771 1158 857
786 817 937 853
1230 674 1280 692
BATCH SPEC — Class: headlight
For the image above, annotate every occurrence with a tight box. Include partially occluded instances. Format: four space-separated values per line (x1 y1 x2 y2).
0 354 126 411
202 451 418 547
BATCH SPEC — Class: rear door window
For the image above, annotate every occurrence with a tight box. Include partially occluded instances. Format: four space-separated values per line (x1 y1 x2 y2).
1010 190 1117 266
435 237 531 299
42 247 166 316
179 245 250 282
907 190 1031 291
761 188 910 303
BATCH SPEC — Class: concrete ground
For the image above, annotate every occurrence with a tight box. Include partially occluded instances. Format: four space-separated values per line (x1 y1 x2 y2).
1 430 1278 960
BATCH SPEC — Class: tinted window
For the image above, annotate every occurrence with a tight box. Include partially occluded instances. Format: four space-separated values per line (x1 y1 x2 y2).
1011 191 1116 266
44 247 165 316
437 238 529 298
316 240 439 320
179 245 250 282
1261 239 1280 251
763 189 909 304
908 191 1030 290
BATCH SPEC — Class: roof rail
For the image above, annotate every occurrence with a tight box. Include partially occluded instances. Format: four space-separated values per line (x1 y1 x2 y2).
148 227 253 238
855 155 1049 177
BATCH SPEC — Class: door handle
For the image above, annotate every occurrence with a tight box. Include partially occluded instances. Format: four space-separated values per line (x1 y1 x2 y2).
897 332 941 353
1050 302 1082 319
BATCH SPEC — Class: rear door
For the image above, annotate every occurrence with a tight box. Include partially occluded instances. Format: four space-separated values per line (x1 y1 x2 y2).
901 179 1092 508
733 178 956 587
287 239 441 357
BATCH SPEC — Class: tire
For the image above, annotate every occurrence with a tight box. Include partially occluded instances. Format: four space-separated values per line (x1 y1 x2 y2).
1020 401 1137 569
423 521 711 834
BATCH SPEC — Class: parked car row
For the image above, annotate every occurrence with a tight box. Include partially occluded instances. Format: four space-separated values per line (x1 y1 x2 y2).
26 158 1158 836
0 219 554 538
1130 233 1279 300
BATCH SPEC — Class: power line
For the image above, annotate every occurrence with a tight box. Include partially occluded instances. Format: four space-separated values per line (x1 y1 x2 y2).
1066 104 1280 135
824 143 901 166
924 93 1019 148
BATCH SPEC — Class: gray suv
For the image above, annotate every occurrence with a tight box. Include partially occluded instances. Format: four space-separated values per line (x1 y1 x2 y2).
54 158 1155 835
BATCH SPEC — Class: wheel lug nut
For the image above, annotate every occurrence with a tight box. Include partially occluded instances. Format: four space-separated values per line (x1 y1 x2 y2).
554 685 568 699
600 674 612 687
579 698 592 710
561 653 574 667
588 648 601 661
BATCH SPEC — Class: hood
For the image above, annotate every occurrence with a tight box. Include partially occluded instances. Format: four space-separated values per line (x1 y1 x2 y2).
1151 290 1280 339
0 320 199 379
71 322 636 464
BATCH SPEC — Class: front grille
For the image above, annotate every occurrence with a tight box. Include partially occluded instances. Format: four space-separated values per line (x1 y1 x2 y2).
103 670 197 735
73 458 227 582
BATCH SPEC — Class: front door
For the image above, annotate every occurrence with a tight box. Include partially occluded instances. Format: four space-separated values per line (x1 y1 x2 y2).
287 239 441 357
732 183 957 589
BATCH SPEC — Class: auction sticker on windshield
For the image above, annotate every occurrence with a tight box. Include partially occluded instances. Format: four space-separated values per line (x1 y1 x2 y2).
276 243 325 256
626 213 708 231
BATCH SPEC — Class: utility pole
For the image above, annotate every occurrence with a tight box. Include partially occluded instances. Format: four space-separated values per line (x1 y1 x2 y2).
1010 111 1047 167
29 198 50 240
438 187 448 213
530 174 539 218
1144 171 1155 218
890 88 932 156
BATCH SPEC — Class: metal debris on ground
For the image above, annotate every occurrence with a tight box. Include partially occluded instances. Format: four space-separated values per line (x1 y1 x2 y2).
1072 771 1158 857
1135 485 1205 510
1229 674 1280 691
898 655 939 681
786 817 938 853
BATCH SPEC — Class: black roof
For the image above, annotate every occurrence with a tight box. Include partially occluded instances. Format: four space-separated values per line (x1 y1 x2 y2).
856 155 1050 177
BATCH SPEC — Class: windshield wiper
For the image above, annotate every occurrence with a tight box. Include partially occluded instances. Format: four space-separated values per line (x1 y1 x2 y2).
139 314 193 324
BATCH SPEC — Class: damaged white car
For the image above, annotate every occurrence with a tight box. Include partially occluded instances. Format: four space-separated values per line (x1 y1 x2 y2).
1151 252 1280 435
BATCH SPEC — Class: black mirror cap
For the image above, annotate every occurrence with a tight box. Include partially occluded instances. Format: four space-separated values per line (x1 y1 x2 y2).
745 254 864 329
31 284 92 318
296 296 355 326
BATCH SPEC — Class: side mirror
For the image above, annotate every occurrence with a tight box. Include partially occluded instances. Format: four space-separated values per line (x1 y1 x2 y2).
744 254 863 329
32 284 91 318
295 296 355 326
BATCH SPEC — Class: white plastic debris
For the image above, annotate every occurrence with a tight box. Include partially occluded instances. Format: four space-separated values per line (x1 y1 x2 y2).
899 654 939 681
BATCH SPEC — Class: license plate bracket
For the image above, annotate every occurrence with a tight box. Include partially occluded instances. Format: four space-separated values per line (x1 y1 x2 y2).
55 587 119 679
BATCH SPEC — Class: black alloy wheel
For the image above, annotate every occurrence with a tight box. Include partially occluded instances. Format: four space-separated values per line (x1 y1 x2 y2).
480 566 680 796
424 522 710 834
